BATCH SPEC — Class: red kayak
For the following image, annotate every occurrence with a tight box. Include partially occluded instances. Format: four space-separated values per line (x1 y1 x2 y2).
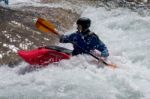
18 46 72 67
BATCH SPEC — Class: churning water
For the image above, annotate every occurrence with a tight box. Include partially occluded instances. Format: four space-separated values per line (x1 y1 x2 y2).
0 1 150 99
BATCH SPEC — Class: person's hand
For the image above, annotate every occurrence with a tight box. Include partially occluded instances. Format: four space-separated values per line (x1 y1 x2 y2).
98 57 106 63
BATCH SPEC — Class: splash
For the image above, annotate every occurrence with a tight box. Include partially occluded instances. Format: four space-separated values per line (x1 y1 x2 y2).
0 1 150 99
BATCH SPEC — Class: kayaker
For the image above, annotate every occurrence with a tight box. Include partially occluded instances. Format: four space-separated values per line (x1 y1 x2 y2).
59 17 109 61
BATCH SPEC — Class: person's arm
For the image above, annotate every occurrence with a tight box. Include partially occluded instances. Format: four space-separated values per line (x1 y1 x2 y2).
59 35 70 43
91 34 109 58
59 33 76 43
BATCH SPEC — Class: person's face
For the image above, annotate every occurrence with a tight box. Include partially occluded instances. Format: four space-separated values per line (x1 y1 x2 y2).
77 24 82 32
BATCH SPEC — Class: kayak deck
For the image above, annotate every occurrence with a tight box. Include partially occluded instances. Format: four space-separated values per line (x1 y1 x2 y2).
18 46 72 66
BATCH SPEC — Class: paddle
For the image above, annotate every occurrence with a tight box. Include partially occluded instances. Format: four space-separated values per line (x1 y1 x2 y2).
35 18 117 68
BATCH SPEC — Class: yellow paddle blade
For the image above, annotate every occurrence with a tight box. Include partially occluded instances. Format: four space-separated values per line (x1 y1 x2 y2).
35 18 59 36
36 21 50 33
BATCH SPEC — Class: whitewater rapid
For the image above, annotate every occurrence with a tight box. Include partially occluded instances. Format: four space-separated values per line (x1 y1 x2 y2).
1 0 150 99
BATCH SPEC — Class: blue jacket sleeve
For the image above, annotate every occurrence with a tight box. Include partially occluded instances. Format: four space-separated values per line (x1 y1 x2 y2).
91 35 109 57
59 33 78 43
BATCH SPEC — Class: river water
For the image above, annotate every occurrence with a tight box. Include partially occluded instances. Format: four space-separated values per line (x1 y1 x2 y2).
0 0 150 99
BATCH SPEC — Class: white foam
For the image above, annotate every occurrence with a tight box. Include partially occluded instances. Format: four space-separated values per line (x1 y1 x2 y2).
9 0 40 5
0 2 150 99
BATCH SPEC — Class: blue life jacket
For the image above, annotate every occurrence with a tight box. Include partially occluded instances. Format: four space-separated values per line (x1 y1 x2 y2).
60 30 109 57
